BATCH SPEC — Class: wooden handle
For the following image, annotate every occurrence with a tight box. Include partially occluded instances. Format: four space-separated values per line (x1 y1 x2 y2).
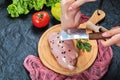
86 21 108 32
89 32 110 40
79 10 106 30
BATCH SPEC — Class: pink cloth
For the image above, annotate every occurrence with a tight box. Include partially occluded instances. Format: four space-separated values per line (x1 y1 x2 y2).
23 40 113 80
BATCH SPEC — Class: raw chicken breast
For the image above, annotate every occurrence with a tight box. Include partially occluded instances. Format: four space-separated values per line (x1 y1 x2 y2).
48 32 78 70
61 0 81 30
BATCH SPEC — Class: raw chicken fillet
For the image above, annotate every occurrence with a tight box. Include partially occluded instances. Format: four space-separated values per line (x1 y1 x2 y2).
48 32 78 70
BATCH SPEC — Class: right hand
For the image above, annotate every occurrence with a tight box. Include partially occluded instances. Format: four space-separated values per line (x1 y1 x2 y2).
101 26 120 47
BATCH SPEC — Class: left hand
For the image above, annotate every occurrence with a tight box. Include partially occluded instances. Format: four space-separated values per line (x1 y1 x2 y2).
61 0 95 30
61 0 81 30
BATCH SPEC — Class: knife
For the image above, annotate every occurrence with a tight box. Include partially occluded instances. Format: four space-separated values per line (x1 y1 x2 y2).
60 29 110 40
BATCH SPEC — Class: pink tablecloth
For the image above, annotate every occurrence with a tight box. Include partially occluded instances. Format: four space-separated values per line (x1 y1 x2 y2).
23 40 113 80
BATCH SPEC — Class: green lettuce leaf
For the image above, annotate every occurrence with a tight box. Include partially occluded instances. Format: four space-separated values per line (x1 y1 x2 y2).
7 0 60 17
46 0 60 7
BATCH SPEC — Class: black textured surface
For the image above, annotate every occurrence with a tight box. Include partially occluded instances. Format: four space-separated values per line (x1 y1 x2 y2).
0 0 120 80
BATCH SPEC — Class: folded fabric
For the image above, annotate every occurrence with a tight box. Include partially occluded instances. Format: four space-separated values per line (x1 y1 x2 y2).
23 40 113 80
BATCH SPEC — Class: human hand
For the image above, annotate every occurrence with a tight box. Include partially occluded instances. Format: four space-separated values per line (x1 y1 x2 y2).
101 26 120 47
61 0 96 30
61 0 81 30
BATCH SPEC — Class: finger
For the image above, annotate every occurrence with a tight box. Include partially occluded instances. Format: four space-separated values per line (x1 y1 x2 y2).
102 27 120 37
111 26 120 29
101 34 120 47
61 0 74 12
68 0 96 11
116 43 120 46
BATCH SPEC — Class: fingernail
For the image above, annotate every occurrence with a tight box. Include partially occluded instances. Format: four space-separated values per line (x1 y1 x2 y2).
68 6 73 11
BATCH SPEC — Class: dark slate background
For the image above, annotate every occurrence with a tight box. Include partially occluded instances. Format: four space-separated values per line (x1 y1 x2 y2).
0 0 120 80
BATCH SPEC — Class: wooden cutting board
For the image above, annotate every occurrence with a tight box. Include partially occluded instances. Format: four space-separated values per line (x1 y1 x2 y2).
38 24 98 76
38 10 105 76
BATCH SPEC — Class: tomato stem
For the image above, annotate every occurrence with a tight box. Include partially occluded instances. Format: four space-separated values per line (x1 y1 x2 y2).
38 14 43 18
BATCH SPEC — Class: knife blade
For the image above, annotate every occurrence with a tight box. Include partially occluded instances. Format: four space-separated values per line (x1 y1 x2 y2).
60 29 110 40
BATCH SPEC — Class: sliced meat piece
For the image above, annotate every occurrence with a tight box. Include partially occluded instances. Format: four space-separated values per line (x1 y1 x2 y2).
48 32 78 70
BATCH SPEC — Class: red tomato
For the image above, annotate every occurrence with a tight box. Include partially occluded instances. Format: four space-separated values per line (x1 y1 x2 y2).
32 11 50 28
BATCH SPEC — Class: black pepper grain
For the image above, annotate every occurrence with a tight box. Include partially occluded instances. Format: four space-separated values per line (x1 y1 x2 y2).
59 41 61 43
68 50 71 52
52 40 54 44
51 48 53 50
56 56 58 58
61 52 64 54
57 36 59 38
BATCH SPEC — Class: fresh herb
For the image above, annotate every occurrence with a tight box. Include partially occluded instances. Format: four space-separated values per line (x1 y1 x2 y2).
76 39 92 52
7 0 60 17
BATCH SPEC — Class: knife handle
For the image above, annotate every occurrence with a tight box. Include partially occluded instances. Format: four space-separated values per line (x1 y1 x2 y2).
89 32 110 40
